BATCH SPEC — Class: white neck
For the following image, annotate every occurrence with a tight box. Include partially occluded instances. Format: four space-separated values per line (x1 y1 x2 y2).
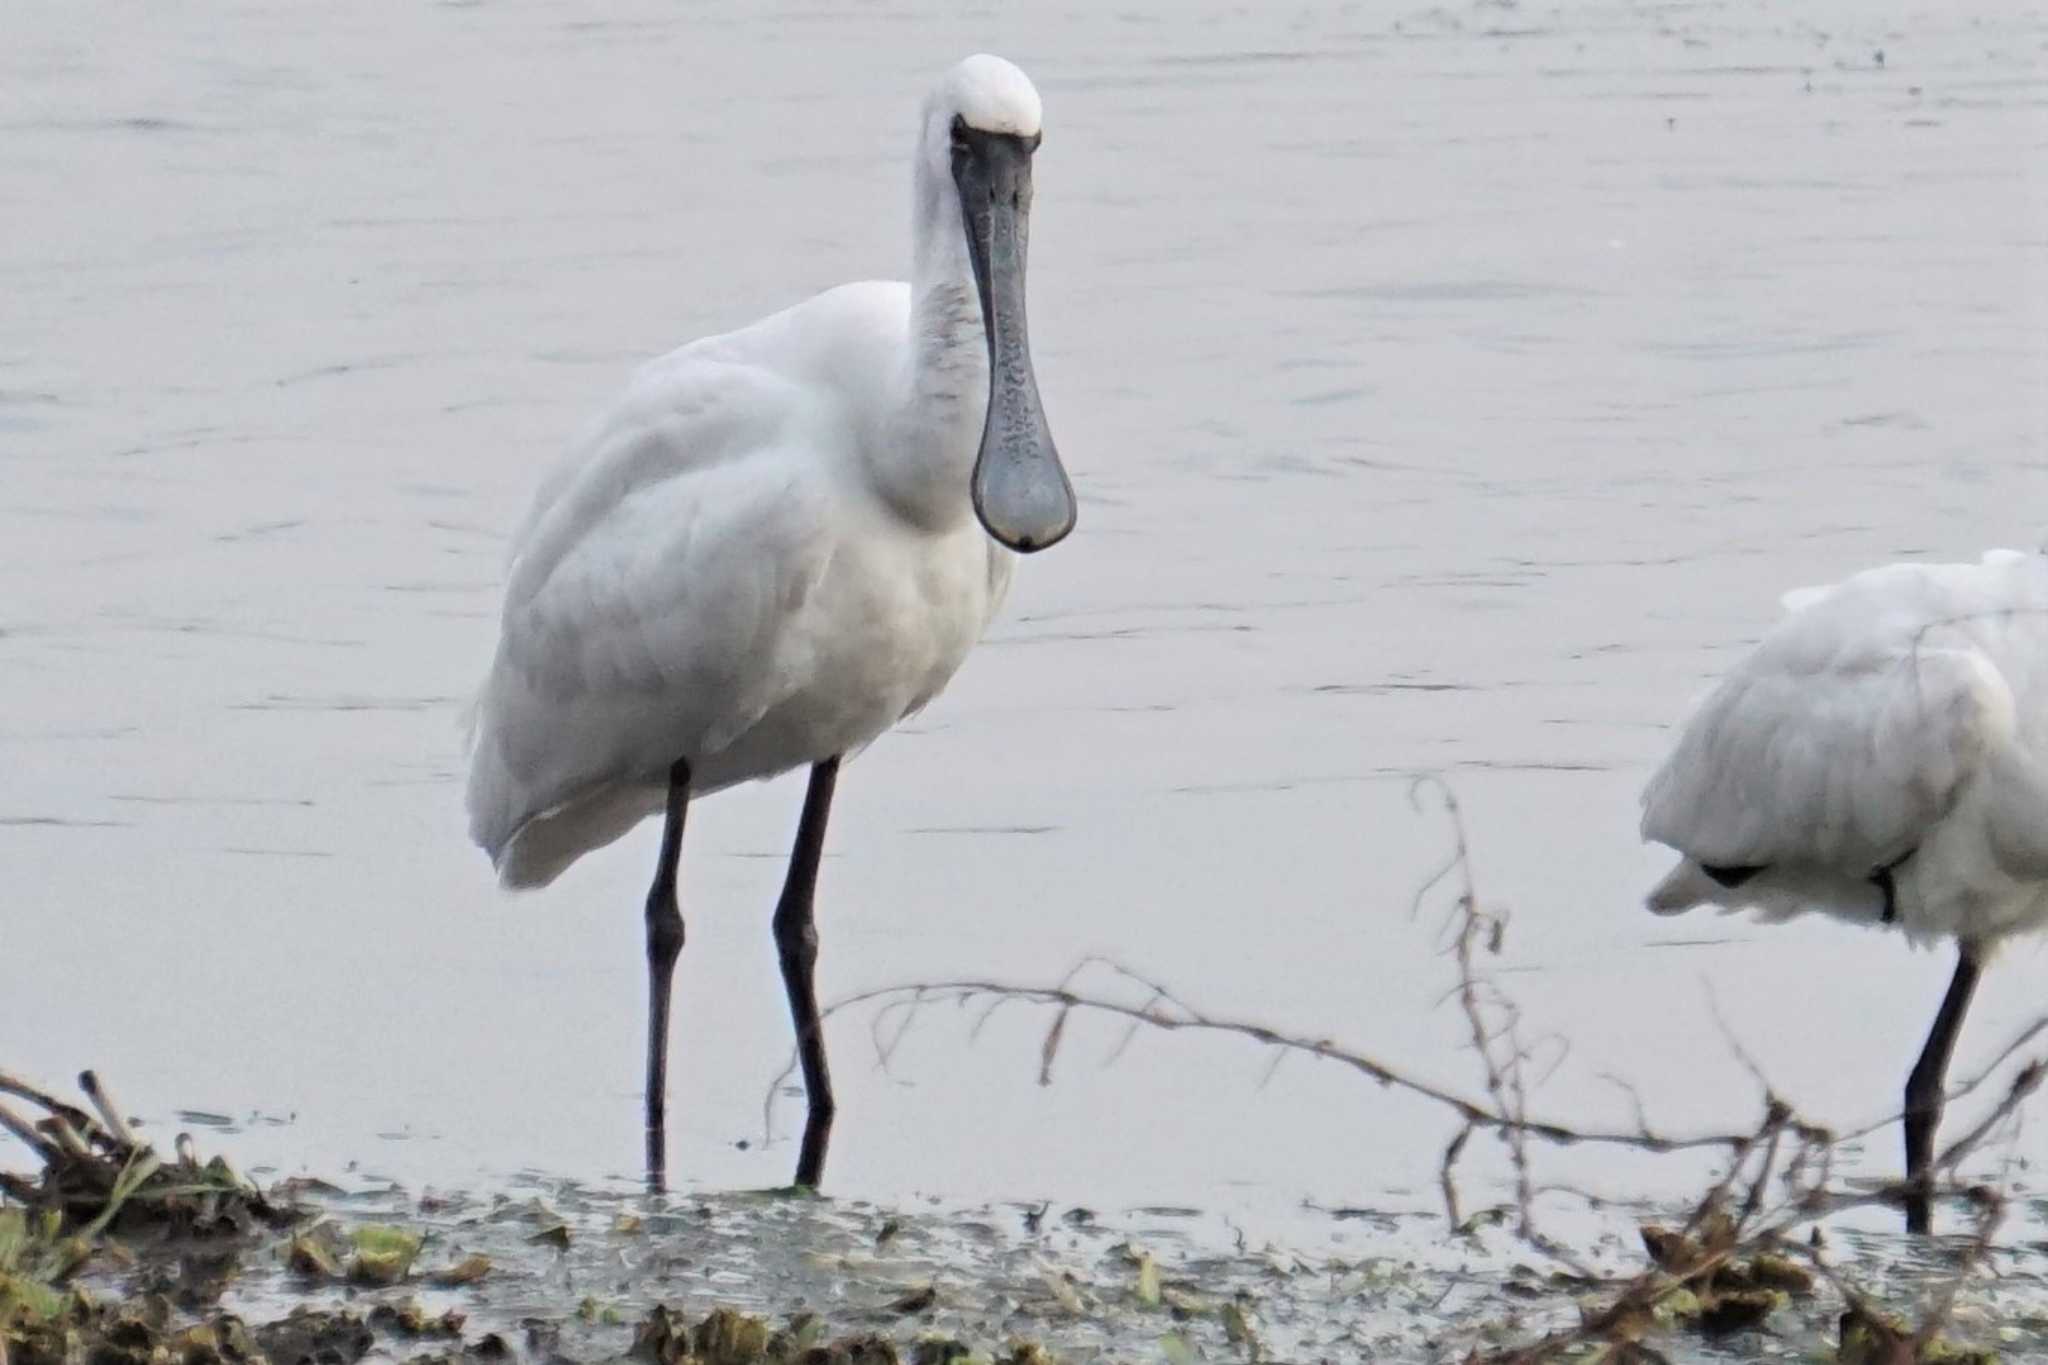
869 149 989 532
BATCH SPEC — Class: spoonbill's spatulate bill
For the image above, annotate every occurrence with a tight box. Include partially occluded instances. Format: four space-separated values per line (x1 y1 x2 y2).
1641 548 2048 1232
464 54 1075 1190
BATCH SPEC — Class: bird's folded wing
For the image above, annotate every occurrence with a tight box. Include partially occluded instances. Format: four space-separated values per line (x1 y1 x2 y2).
467 362 835 864
1640 642 2005 874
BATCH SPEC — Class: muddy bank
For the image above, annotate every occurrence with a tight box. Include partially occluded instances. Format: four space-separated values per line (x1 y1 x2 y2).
13 1176 2045 1363
6 1072 2047 1363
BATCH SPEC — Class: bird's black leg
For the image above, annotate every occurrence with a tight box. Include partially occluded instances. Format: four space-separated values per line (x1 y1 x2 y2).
773 756 841 1188
643 757 692 1192
1902 948 1982 1234
1872 848 1915 925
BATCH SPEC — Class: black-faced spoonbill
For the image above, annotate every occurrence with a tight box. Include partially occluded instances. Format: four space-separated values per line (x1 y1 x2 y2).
1641 549 2048 1232
465 55 1076 1190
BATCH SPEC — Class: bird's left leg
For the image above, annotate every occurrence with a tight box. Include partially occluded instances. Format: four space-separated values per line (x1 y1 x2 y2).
1902 947 1982 1234
643 757 692 1191
773 756 841 1188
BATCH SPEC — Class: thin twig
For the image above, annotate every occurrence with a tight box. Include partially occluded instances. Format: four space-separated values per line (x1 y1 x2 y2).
77 1070 140 1149
0 1098 61 1164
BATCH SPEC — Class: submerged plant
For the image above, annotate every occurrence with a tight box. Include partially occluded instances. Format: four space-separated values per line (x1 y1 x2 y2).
0 1070 296 1240
0 1205 85 1342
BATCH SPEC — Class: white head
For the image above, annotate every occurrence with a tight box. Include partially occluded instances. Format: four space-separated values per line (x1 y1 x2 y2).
922 54 1043 162
913 55 1073 554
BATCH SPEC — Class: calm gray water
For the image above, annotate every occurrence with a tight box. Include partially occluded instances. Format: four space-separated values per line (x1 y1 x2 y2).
3 0 2046 1246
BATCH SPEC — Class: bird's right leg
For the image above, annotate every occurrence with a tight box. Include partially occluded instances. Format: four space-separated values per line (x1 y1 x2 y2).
1902 947 1982 1234
644 757 692 1192
773 757 841 1189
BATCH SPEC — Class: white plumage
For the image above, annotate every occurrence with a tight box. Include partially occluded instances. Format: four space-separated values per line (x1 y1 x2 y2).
1642 547 2048 1231
461 55 1075 1189
1643 548 2048 944
465 282 1012 888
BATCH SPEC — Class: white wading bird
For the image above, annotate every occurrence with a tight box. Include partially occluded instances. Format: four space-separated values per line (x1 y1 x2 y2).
464 55 1076 1190
1642 548 2048 1232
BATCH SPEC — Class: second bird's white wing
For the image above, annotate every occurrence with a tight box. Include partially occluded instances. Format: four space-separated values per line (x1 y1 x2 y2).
1642 553 2048 895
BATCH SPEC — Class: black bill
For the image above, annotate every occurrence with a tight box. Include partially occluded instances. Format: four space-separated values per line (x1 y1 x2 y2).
954 123 1076 553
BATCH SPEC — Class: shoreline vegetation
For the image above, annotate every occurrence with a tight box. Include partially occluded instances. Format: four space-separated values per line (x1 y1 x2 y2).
0 1046 2030 1364
0 1068 1038 1365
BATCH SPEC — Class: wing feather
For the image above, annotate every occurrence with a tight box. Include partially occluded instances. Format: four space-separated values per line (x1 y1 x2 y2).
1642 565 2018 873
465 352 837 878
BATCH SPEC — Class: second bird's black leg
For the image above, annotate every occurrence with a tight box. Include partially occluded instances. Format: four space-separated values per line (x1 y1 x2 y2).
1902 949 1982 1234
1872 847 1915 925
774 756 841 1188
643 757 692 1192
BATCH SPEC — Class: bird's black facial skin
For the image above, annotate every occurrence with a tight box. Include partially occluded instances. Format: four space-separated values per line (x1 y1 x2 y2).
951 117 1075 554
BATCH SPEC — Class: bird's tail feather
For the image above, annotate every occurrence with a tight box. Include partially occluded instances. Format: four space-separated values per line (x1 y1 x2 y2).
494 780 666 889
1646 859 1715 914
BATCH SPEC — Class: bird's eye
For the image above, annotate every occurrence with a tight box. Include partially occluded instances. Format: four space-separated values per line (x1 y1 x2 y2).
949 115 970 154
